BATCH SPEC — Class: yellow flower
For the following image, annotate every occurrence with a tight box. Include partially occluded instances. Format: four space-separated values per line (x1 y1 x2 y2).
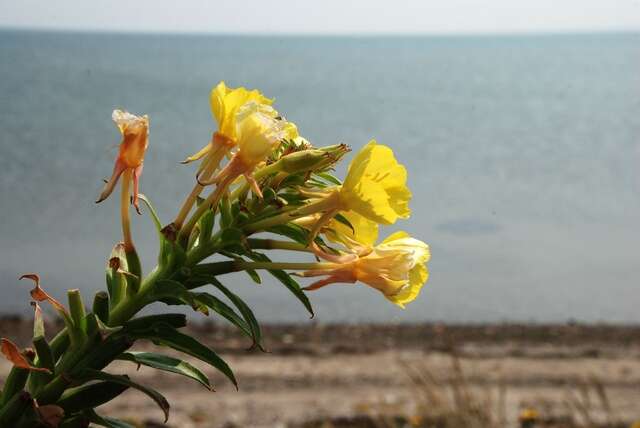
325 210 379 249
302 231 430 308
210 81 272 142
96 109 149 211
209 102 293 197
290 140 410 250
235 102 289 168
183 81 273 164
339 140 411 224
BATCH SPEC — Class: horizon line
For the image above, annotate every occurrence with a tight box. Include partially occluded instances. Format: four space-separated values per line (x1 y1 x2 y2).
1 25 639 38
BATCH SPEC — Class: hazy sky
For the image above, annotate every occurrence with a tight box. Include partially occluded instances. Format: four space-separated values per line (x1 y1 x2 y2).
1 0 639 34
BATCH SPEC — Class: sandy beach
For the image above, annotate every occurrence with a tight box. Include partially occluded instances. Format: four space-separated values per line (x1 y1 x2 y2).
1 318 639 427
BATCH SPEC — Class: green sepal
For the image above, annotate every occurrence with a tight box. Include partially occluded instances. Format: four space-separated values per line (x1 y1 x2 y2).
117 351 212 390
76 369 170 422
57 381 130 414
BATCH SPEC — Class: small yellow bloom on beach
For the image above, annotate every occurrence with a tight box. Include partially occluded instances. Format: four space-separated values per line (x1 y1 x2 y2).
183 81 273 164
293 140 410 250
211 81 272 142
210 102 294 197
340 140 411 224
302 231 430 307
96 110 149 212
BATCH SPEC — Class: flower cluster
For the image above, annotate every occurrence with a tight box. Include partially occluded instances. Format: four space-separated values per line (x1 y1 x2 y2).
0 81 430 427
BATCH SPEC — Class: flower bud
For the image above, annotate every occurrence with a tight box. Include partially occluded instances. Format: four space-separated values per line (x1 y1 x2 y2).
277 144 350 174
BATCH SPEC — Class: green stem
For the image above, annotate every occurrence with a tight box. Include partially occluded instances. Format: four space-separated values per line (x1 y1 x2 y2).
197 260 336 273
228 162 280 201
243 194 338 234
246 238 312 252
180 174 233 244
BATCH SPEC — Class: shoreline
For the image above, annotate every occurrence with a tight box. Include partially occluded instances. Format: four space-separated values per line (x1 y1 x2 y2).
2 317 639 427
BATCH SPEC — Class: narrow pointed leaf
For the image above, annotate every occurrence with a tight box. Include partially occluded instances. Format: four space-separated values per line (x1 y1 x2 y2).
130 324 237 388
117 352 212 390
58 381 129 413
86 410 135 428
205 278 264 350
248 252 314 317
190 292 254 343
137 194 162 234
77 369 169 422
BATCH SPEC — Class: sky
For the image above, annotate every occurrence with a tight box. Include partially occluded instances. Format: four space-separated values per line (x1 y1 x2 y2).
0 0 639 34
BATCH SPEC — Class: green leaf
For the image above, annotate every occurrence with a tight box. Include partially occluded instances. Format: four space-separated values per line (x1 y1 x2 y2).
57 381 129 413
267 224 309 245
123 313 187 333
130 324 237 388
137 194 162 235
219 195 233 228
86 409 135 428
190 292 252 338
195 286 263 350
77 369 169 422
118 352 212 390
248 252 314 317
315 172 342 186
332 212 355 233
198 208 215 245
217 227 244 248
245 268 262 284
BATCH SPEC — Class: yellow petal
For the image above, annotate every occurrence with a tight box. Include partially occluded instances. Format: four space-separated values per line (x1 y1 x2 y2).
389 263 429 307
326 210 379 248
209 81 273 141
340 140 411 224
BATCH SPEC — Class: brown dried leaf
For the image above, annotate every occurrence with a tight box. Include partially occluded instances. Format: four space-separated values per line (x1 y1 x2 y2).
0 338 51 373
20 273 69 315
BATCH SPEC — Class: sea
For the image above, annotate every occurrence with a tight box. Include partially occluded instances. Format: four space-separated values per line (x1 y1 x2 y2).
0 31 638 323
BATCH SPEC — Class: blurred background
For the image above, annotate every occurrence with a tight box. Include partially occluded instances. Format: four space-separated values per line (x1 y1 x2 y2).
0 1 639 427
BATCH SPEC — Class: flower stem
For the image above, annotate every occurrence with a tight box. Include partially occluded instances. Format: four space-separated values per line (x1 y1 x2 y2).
121 169 134 251
246 238 312 252
179 174 233 243
236 260 338 271
174 146 226 228
243 193 338 234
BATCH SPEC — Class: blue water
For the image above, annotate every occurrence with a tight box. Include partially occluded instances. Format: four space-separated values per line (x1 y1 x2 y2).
1 31 639 323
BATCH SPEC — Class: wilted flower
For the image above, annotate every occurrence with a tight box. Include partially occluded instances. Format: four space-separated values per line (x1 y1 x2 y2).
96 109 149 213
